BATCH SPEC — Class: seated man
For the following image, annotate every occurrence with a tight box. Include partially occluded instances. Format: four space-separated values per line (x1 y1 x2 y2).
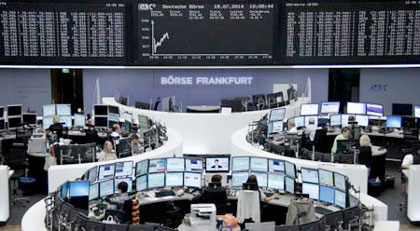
304 118 318 142
107 181 131 211
46 115 64 142
193 174 227 214
402 144 420 169
331 127 351 154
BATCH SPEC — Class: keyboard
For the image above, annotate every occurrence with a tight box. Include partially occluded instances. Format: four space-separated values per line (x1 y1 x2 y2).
155 191 176 198
315 206 333 215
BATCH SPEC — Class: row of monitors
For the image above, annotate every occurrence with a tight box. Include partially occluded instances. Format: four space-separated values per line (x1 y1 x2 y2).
83 158 204 183
63 172 202 200
94 114 149 130
42 113 86 129
232 158 346 191
232 157 296 178
299 102 383 116
301 102 420 118
42 104 71 117
0 113 37 131
0 104 23 118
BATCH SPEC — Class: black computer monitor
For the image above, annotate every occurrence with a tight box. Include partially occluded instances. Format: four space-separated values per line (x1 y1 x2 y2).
7 105 22 116
0 106 4 118
94 105 108 116
0 119 5 132
108 106 119 115
8 117 22 129
402 116 416 129
94 116 108 128
22 113 37 125
392 103 412 116
337 140 360 154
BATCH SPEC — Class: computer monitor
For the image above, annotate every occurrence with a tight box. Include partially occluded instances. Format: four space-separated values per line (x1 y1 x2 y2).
205 157 230 172
285 161 296 178
135 160 148 176
87 166 98 183
271 121 283 133
136 175 148 192
318 169 334 187
138 115 149 129
250 157 268 172
268 159 285 173
392 103 412 116
99 180 114 198
269 108 286 122
98 164 115 181
285 176 295 194
366 103 384 116
415 105 420 118
268 173 285 191
59 116 72 127
166 158 185 172
294 116 305 128
61 182 69 199
185 158 203 172
386 116 402 128
22 113 37 125
95 116 108 128
184 172 202 188
334 172 346 191
0 106 4 118
114 177 133 193
250 172 268 188
330 114 341 127
148 158 166 173
57 104 71 116
0 119 5 132
43 104 56 117
148 173 165 188
7 105 22 116
94 105 108 116
341 114 353 127
301 168 319 184
108 106 119 115
231 171 249 187
74 113 86 127
43 116 54 129
165 172 184 187
334 189 347 208
69 181 90 197
321 102 340 115
355 115 369 127
304 116 318 127
89 183 99 201
301 103 319 116
8 117 22 129
319 185 335 204
115 161 133 178
346 102 366 115
232 157 250 172
302 183 319 200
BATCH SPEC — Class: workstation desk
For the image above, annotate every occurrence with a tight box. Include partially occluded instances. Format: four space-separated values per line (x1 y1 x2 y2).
0 166 13 224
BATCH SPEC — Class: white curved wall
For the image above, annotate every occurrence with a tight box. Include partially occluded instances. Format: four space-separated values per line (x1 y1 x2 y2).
48 128 183 193
230 127 369 194
104 97 310 154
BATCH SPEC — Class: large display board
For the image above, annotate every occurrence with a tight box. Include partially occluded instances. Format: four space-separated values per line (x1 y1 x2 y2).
0 0 419 66
0 0 129 65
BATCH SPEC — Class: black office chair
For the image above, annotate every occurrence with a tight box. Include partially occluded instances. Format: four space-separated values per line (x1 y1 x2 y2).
299 220 321 231
313 129 328 153
319 210 344 230
160 201 181 228
359 146 372 168
201 186 228 215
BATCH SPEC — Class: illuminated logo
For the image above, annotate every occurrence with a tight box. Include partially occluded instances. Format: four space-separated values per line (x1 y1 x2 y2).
138 4 156 11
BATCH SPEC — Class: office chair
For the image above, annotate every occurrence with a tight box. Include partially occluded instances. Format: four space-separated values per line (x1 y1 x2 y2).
10 159 31 206
299 220 321 231
318 210 344 230
237 190 261 223
79 142 96 163
313 129 328 153
201 186 228 214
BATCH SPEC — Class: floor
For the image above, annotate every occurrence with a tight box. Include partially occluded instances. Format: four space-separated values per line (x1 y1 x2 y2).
2 162 420 230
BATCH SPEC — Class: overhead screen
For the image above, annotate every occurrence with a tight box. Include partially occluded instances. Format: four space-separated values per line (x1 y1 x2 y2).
0 0 419 66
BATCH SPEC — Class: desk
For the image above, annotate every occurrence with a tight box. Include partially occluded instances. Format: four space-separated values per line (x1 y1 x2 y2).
0 166 13 223
104 97 310 154
21 199 47 231
372 221 399 231
406 165 420 222
48 128 183 193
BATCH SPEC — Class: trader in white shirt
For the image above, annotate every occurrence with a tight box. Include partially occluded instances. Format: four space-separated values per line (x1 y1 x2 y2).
304 118 318 141
287 120 298 135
